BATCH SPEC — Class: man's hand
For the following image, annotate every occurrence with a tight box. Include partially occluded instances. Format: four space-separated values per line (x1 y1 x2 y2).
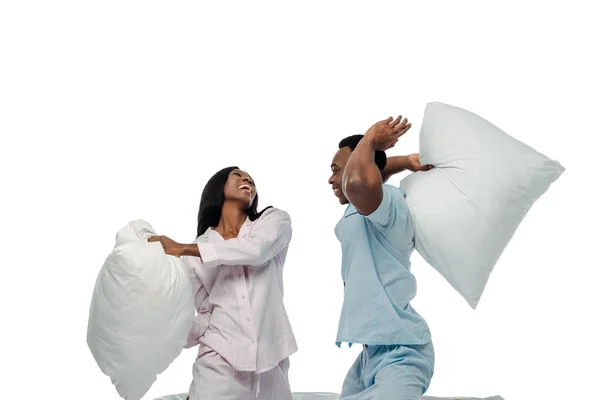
365 115 412 151
406 153 434 172
148 235 183 257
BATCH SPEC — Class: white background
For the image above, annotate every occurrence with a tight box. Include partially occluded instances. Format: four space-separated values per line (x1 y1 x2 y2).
1 1 598 399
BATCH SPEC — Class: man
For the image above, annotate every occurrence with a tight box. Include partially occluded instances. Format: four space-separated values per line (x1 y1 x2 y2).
328 115 434 400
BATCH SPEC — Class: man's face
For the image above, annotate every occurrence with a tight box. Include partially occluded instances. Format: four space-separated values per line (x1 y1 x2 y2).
328 147 352 205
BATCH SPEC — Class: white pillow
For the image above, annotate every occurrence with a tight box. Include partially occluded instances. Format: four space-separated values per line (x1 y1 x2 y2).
400 102 564 309
87 220 195 400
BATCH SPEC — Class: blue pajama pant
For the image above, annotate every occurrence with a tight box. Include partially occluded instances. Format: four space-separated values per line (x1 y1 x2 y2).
340 342 435 400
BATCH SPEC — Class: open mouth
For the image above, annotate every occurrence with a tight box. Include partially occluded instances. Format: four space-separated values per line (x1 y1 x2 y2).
238 184 252 193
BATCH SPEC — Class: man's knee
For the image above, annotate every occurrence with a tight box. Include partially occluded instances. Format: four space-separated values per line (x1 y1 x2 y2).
377 383 422 400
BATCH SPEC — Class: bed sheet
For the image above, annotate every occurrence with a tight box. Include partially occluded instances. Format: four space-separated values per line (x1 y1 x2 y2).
152 393 504 399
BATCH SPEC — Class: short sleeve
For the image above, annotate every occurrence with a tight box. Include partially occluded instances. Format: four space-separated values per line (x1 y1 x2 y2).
364 185 408 230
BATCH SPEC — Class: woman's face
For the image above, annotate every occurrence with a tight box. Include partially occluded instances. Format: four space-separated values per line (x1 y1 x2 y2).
224 169 256 208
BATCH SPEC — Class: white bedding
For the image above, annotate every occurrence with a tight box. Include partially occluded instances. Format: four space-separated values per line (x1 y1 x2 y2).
153 393 504 400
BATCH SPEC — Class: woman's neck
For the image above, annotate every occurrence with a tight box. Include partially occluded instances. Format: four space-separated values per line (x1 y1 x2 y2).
215 201 248 239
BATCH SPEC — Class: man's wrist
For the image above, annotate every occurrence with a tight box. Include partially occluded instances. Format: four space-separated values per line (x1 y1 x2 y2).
397 155 412 170
362 134 380 151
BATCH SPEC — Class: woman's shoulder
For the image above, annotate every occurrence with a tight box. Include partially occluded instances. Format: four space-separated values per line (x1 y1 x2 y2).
249 207 291 229
193 231 211 244
260 206 290 221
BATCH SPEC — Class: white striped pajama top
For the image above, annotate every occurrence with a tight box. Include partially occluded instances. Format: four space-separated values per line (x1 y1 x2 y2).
182 207 297 373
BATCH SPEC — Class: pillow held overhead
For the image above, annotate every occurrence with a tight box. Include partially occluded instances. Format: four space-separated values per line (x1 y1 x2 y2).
400 102 565 309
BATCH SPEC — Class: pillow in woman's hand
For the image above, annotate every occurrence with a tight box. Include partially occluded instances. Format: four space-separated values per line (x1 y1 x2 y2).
87 220 195 400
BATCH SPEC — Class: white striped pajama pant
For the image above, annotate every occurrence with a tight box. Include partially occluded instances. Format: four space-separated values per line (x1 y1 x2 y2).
188 347 293 400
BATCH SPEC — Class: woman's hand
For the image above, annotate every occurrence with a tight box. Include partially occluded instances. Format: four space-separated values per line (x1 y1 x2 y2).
148 235 184 257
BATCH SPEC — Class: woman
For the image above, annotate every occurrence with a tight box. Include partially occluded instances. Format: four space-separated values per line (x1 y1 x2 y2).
149 166 297 400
